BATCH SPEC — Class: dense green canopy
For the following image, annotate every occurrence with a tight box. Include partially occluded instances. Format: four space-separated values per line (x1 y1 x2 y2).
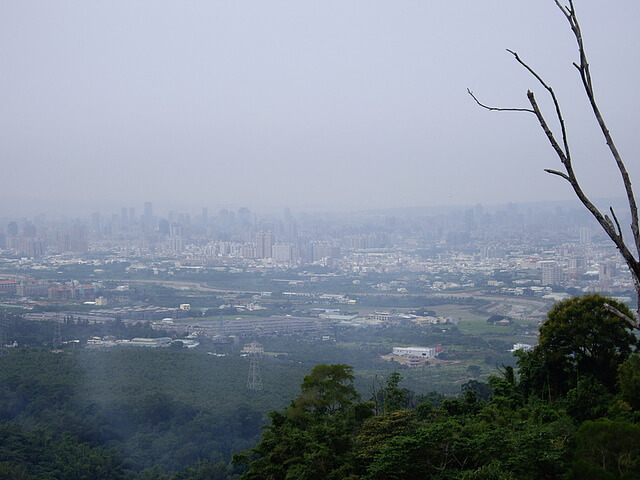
518 294 638 398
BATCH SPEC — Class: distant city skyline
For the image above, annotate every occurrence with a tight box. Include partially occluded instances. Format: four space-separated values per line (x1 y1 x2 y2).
2 1 639 213
1 190 633 308
0 195 632 220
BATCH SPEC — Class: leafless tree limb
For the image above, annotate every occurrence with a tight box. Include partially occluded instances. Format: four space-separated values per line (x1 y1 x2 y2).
543 169 570 181
555 1 640 259
466 89 534 113
609 207 623 240
604 303 639 329
470 1 640 323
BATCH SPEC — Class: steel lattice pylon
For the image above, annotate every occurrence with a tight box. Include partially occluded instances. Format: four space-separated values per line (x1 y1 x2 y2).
52 322 63 350
246 342 263 391
0 321 6 357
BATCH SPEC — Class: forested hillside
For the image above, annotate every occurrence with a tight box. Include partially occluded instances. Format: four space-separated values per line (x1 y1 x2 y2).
238 295 640 480
1 295 639 479
0 346 307 479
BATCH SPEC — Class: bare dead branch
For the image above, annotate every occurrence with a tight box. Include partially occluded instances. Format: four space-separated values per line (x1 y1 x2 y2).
609 207 623 240
506 50 553 92
466 89 534 113
472 1 640 322
604 303 639 329
544 169 570 181
554 1 573 28
556 0 640 259
522 78 634 276
507 49 572 163
603 215 617 239
525 91 567 163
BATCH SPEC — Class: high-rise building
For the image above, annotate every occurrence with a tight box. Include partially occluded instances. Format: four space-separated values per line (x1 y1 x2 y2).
567 256 587 277
19 237 44 258
56 230 71 252
272 243 293 263
579 227 591 244
256 232 274 259
6 221 18 237
464 209 474 233
540 260 563 286
599 261 617 281
70 225 88 253
91 212 101 234
143 202 153 228
158 219 170 235
170 222 184 252
23 222 37 237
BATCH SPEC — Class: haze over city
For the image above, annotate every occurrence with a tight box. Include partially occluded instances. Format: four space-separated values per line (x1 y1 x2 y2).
3 3 640 477
2 0 639 216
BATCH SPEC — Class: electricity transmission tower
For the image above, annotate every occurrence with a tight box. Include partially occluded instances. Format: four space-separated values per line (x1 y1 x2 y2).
0 321 6 357
245 341 263 391
52 322 63 350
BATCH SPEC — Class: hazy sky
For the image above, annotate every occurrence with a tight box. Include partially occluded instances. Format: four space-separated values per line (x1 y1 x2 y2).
1 1 639 214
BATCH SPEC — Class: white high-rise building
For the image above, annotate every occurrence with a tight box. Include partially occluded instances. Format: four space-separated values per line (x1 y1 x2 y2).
580 227 591 244
540 260 563 285
170 223 184 253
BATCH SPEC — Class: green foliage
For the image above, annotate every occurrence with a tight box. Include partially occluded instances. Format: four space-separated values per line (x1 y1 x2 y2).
294 364 359 415
617 353 640 411
461 380 492 401
241 295 640 479
242 358 589 480
571 419 640 479
242 364 367 480
369 372 412 415
564 376 613 423
457 462 517 480
356 400 574 480
0 348 307 476
486 367 522 410
4 291 640 479
467 364 482 377
170 460 232 480
361 419 467 480
0 424 128 479
354 409 416 472
382 372 405 413
518 294 638 399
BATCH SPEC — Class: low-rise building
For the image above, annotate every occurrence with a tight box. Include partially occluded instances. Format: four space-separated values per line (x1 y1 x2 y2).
392 346 437 358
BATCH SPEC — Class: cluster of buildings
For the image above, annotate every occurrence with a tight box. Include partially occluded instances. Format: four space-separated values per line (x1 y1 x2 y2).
150 315 330 338
0 278 99 300
0 220 88 257
0 201 635 312
85 336 199 349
